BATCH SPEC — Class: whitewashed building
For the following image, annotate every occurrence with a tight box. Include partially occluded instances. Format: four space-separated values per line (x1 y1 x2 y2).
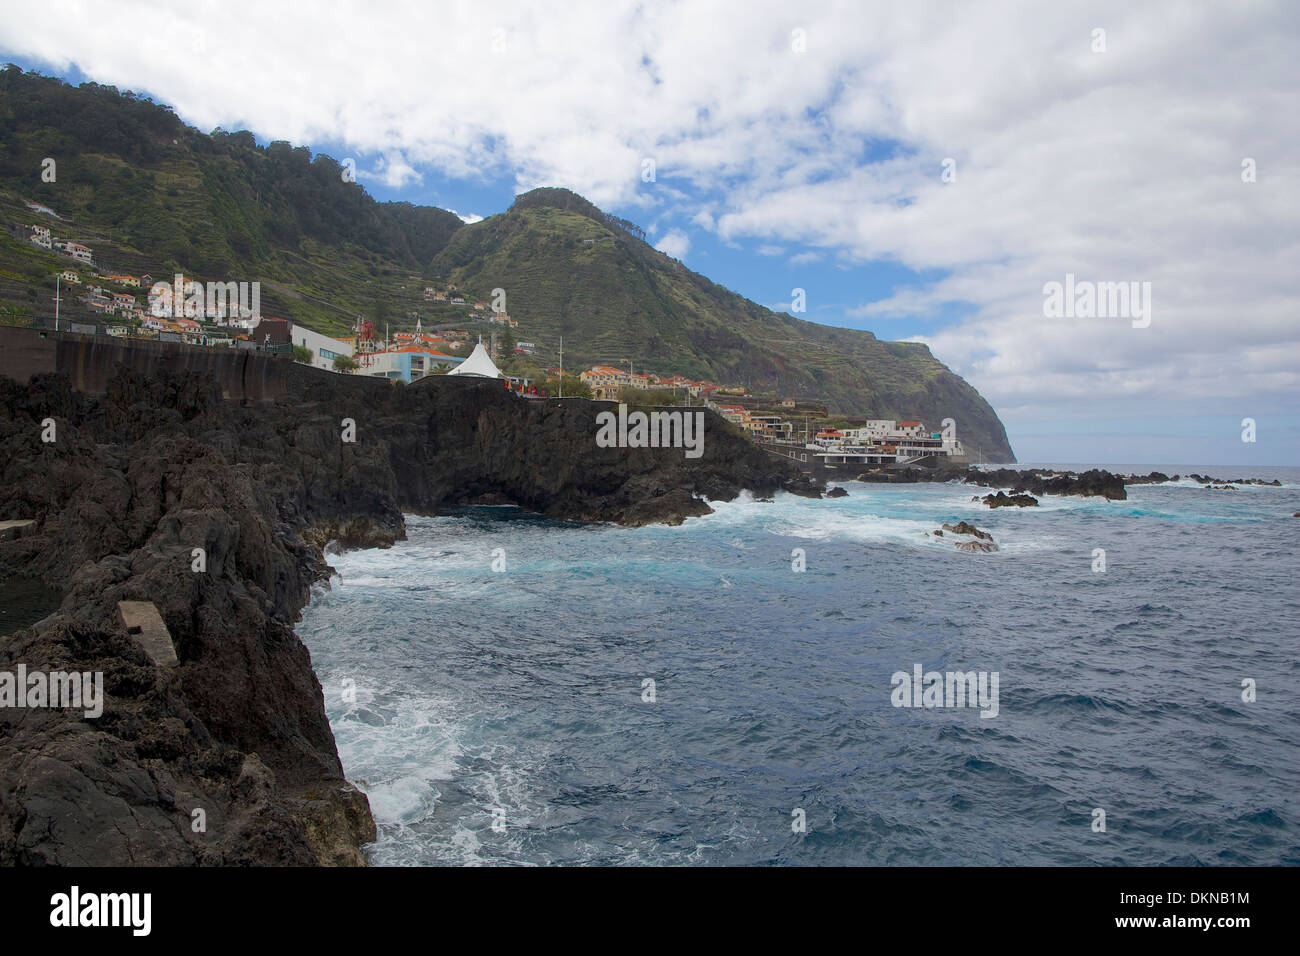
290 323 355 371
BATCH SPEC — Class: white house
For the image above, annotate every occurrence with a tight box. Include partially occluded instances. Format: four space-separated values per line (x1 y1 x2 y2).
290 323 355 372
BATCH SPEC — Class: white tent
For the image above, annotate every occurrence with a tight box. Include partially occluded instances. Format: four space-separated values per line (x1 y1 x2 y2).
446 341 503 378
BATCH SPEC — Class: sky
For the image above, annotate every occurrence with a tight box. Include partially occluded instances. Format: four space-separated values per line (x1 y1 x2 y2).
3 0 1297 464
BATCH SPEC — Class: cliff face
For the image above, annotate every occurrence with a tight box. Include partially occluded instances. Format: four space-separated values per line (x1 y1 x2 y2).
0 365 815 865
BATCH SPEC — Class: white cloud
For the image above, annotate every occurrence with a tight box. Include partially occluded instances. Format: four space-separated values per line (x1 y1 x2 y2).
654 229 690 260
757 244 785 257
366 152 421 189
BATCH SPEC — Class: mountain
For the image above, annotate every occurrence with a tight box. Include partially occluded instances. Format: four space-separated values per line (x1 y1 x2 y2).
0 67 1015 460
432 188 1015 460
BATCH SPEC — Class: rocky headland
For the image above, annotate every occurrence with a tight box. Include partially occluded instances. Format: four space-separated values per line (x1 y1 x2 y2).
0 365 815 865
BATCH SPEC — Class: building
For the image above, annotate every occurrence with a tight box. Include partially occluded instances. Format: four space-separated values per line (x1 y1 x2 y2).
106 274 140 288
746 414 793 439
711 403 751 427
60 270 80 284
361 346 464 382
251 316 293 347
30 225 52 249
63 242 92 262
291 322 356 371
85 294 114 314
580 365 628 400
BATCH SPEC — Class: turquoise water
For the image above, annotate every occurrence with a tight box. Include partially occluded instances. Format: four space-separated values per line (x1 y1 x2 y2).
297 469 1300 865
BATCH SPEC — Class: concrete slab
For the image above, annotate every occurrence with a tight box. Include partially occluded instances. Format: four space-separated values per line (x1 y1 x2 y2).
0 520 37 541
116 601 179 667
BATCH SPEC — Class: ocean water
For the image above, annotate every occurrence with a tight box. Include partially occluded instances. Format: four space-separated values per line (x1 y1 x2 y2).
296 467 1300 866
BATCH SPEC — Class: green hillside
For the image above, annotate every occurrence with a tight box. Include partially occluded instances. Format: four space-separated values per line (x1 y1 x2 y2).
432 189 1014 460
0 67 463 336
0 67 1014 459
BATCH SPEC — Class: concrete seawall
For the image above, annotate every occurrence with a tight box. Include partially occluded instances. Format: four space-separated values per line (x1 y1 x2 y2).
0 325 386 401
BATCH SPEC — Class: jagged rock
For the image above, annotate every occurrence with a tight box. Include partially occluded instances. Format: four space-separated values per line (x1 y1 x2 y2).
972 467 1126 500
1123 471 1173 485
937 521 998 552
825 486 849 498
856 463 1129 499
0 365 815 866
982 491 1038 508
941 521 993 541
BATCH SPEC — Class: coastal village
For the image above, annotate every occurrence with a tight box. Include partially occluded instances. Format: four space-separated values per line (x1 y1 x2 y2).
13 203 965 470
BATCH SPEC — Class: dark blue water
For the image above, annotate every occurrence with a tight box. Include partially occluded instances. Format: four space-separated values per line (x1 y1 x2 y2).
297 468 1300 865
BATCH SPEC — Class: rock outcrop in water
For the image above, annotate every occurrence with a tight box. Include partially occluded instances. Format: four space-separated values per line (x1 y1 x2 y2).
860 463 1129 500
0 365 815 865
933 521 998 553
981 491 1039 508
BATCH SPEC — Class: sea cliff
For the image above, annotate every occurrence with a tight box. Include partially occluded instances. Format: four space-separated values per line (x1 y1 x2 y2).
0 362 815 864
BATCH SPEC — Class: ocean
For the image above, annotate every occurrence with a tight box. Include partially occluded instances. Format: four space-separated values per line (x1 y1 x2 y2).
296 466 1300 866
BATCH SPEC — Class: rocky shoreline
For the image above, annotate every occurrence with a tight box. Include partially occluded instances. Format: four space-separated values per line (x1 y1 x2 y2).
0 366 815 865
856 463 1281 501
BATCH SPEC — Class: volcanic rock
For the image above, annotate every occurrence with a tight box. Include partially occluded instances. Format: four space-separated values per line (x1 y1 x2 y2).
982 491 1038 508
0 364 815 865
941 521 994 540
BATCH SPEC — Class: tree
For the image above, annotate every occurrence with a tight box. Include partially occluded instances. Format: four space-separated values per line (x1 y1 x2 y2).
333 354 360 373
617 385 678 406
292 345 313 364
541 374 590 398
